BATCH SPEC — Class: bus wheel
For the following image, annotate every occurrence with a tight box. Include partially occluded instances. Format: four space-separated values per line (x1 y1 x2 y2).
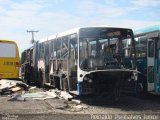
62 77 69 92
136 83 144 98
113 81 121 101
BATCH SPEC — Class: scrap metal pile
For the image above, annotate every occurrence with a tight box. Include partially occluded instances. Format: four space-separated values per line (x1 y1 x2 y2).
0 79 88 112
0 79 29 95
0 79 73 101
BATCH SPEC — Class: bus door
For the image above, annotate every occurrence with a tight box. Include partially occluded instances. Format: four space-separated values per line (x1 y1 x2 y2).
147 38 155 92
147 32 159 92
157 44 160 93
68 34 78 92
156 33 160 93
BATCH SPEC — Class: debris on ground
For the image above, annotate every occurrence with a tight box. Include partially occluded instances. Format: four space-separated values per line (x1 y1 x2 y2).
63 99 89 112
0 79 29 95
0 79 73 101
71 99 81 105
28 86 37 93
49 89 61 96
60 91 73 101
20 89 73 101
0 79 89 112
21 91 58 100
0 79 18 91
16 82 29 91
10 87 22 92
55 104 69 110
9 93 26 101
67 104 89 112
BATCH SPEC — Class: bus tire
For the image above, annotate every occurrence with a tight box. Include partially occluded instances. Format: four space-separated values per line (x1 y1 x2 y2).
136 83 143 97
136 74 148 98
136 82 147 98
113 80 121 101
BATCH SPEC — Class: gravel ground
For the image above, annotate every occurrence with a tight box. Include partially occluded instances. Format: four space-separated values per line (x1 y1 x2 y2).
0 94 160 120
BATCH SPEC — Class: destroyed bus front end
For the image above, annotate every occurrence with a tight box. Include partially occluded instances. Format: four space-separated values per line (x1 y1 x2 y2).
76 27 138 97
77 69 138 97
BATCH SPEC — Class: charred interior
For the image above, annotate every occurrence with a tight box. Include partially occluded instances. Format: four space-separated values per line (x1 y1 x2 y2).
79 28 136 71
79 28 137 96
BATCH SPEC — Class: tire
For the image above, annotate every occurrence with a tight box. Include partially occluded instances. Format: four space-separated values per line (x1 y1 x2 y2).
136 74 148 98
113 80 121 101
136 83 143 97
136 82 147 98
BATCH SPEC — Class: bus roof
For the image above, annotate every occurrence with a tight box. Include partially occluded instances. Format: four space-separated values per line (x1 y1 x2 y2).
0 40 17 44
39 27 80 43
39 26 132 43
134 25 160 35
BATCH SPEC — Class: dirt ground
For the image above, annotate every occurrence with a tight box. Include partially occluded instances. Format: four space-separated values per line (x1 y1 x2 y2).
0 94 160 120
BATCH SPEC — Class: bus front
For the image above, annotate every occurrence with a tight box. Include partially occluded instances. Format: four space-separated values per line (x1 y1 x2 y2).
77 27 138 97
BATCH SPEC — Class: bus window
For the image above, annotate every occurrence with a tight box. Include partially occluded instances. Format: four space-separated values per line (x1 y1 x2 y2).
54 38 61 59
123 38 132 57
0 42 16 58
79 28 136 70
69 34 77 69
135 36 147 57
39 43 45 59
62 36 69 71
62 36 69 59
148 40 154 57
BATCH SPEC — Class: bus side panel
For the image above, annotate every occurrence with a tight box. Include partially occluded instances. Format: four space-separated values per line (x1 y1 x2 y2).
0 58 19 78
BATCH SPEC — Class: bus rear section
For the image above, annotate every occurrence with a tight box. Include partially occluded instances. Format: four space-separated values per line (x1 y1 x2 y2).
0 40 20 79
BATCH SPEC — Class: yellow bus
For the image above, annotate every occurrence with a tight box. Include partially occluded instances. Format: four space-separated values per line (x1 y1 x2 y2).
0 40 20 79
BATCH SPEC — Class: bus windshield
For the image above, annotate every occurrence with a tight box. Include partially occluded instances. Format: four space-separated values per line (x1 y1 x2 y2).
79 28 135 71
0 42 16 58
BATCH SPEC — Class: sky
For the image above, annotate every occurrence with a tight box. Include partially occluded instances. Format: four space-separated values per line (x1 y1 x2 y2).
0 0 160 53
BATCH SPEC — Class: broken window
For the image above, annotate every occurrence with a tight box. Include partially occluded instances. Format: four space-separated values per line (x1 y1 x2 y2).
54 38 61 59
79 28 135 70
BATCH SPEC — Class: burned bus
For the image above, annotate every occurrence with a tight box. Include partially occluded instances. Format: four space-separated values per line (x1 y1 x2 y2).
134 25 160 96
21 27 138 98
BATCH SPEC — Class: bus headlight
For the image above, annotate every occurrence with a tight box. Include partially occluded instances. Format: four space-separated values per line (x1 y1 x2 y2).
83 77 88 81
88 79 93 83
83 77 93 83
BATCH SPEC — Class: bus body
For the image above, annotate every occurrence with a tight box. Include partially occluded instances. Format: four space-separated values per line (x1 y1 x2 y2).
21 46 38 84
134 25 160 95
21 27 138 97
0 40 20 79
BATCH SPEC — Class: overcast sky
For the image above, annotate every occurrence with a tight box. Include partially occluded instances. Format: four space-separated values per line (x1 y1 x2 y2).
0 0 160 53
